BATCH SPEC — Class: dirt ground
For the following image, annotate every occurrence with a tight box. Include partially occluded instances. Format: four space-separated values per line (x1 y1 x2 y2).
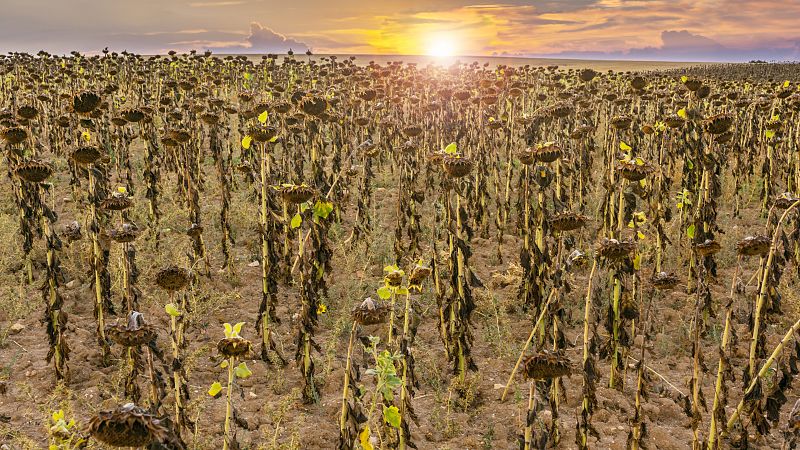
0 134 798 450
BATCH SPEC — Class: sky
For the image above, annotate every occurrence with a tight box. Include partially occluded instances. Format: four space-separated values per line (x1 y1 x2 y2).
1 0 799 62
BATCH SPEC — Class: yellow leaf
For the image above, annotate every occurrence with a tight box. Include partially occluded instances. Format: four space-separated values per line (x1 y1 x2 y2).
619 141 632 151
208 381 223 397
232 322 244 337
637 231 646 240
677 108 687 119
165 303 181 317
783 80 790 88
258 110 268 124
359 425 374 450
241 135 252 149
234 362 252 379
81 130 91 142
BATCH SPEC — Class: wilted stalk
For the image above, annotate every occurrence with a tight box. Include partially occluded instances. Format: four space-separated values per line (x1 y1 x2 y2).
747 199 800 381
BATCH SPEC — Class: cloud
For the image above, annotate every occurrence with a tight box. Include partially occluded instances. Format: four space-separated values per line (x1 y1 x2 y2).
188 1 246 7
0 0 798 60
535 30 800 62
210 22 309 53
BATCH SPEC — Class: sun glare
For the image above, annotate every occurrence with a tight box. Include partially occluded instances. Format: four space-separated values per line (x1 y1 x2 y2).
426 34 457 57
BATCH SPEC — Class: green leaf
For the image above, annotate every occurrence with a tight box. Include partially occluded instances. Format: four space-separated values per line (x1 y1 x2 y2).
313 200 334 219
383 405 402 428
686 224 696 239
359 425 374 450
444 142 457 154
686 159 694 170
395 287 409 296
165 303 181 317
291 213 302 229
208 382 223 398
385 374 402 390
234 362 252 379
377 285 393 300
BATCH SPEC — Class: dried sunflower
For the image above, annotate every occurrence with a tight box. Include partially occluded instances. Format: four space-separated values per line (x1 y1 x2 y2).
154 266 190 293
695 239 722 256
522 351 572 380
106 312 157 347
651 272 679 290
549 212 588 232
277 183 316 204
352 297 391 326
737 235 770 257
442 154 474 178
597 238 636 261
14 160 52 183
87 403 168 447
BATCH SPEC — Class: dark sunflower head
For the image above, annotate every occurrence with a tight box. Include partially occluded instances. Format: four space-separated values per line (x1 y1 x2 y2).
704 113 734 135
351 297 391 326
108 223 140 243
154 266 190 292
87 403 168 447
737 235 770 257
597 238 637 261
548 212 588 233
522 351 572 380
106 311 157 347
277 183 317 204
101 192 133 211
695 239 722 256
217 336 252 358
73 91 102 115
14 159 52 183
442 154 474 178
651 272 679 291
70 145 102 165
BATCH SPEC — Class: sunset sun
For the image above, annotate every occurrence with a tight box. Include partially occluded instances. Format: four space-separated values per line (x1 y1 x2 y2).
426 33 457 57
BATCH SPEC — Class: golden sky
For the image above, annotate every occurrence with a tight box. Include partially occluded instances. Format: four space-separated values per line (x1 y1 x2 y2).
1 0 799 61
